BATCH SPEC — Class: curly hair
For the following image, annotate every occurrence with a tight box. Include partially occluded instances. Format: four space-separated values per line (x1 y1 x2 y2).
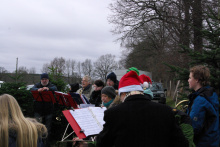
190 65 210 86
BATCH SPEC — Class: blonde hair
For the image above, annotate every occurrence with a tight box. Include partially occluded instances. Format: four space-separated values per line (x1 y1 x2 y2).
0 94 47 147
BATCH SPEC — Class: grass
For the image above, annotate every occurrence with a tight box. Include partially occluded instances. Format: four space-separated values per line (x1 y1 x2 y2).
166 96 176 108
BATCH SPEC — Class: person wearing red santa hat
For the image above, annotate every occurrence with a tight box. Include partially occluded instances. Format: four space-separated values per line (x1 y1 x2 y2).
139 74 154 99
96 71 188 147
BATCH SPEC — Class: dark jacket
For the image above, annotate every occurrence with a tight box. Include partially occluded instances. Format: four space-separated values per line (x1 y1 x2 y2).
186 86 219 147
31 82 57 92
31 82 57 115
89 90 102 107
9 130 44 147
96 94 188 147
113 80 119 90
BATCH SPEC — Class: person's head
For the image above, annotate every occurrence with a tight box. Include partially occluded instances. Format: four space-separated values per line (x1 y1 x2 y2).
188 65 210 91
70 83 80 92
41 73 49 86
118 71 143 102
0 94 47 147
106 72 117 87
126 67 139 75
81 75 91 88
93 80 104 91
101 86 116 106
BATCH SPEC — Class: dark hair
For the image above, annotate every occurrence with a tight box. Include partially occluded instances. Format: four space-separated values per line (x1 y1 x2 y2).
70 83 80 92
94 80 104 87
190 65 210 86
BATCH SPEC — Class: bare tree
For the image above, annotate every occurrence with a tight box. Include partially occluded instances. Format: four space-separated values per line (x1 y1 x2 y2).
0 66 8 80
50 57 66 74
76 61 82 79
65 59 76 83
29 67 36 74
93 54 118 80
17 66 28 74
81 59 93 77
0 67 8 73
41 63 50 73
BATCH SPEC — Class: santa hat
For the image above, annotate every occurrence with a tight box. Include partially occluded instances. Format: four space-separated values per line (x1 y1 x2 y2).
139 74 152 84
118 71 143 95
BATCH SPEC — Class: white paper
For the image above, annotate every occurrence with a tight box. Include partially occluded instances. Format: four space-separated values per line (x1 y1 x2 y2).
70 107 106 136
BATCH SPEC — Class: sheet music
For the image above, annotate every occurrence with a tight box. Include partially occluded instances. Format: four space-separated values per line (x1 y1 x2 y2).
88 107 106 128
70 107 106 137
80 104 95 108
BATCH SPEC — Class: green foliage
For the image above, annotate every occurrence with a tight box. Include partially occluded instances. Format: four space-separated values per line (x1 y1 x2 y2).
166 8 220 95
0 82 34 117
46 67 70 141
48 67 67 92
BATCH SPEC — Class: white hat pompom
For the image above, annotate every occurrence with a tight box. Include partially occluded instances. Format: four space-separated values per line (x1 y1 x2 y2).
142 82 149 89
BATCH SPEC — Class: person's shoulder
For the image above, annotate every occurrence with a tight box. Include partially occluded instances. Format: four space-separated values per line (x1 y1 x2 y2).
48 82 56 86
33 82 41 86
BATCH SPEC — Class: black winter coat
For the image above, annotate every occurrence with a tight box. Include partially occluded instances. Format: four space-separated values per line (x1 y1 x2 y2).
96 94 188 147
89 90 102 107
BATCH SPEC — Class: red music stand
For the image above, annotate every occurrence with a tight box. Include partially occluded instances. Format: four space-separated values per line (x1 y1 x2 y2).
31 91 56 103
54 92 78 109
62 110 86 141
54 92 66 105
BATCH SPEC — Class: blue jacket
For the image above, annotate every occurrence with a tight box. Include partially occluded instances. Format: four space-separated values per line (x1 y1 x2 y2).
186 86 219 147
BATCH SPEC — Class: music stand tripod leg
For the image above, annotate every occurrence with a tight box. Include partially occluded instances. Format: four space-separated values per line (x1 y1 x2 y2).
61 123 75 141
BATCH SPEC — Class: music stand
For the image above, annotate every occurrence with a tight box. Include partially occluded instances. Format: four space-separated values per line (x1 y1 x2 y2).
31 91 56 103
62 110 86 141
63 93 78 109
69 92 85 105
54 91 66 105
54 92 78 109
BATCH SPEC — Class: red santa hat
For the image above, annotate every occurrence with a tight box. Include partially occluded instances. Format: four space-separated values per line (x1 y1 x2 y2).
118 71 143 95
139 74 152 84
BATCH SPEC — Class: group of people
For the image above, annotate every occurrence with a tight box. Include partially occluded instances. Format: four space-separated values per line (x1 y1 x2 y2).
0 65 219 147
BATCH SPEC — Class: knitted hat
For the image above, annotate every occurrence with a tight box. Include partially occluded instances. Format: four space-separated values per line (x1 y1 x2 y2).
139 74 152 84
126 67 139 75
94 80 104 87
101 86 116 99
118 71 143 95
41 73 49 79
106 72 117 83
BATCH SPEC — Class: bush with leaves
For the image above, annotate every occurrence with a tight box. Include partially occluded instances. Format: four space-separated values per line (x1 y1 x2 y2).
0 82 34 117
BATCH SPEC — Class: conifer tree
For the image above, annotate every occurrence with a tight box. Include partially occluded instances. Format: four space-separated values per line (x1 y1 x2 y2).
166 8 220 97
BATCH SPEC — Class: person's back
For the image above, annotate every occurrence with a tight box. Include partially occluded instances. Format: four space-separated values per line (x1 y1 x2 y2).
97 94 188 147
96 71 188 147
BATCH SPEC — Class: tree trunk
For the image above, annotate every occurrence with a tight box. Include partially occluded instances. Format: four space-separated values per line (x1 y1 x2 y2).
192 0 203 52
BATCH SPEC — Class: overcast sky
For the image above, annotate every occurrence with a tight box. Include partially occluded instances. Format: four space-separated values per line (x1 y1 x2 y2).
0 0 122 74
